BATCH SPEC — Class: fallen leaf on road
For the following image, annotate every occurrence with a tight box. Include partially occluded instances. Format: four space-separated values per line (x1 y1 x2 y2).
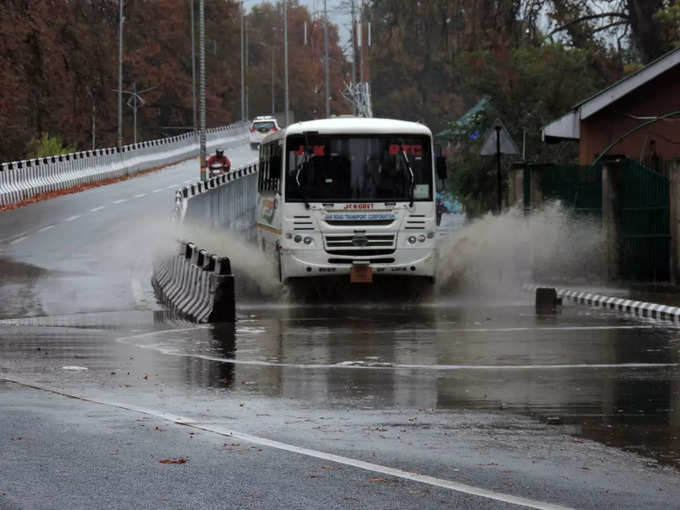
369 477 391 483
153 426 166 432
308 474 322 478
159 458 187 464
321 466 341 471
143 375 148 380
11 437 23 441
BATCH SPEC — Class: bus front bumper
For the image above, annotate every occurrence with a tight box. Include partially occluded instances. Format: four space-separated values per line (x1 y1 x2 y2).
280 249 437 279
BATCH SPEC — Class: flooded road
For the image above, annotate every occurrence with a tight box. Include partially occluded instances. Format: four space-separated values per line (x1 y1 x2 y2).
3 301 679 468
2 295 680 508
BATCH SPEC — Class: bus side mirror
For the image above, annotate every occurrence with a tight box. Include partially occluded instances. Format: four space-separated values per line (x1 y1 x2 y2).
436 156 447 181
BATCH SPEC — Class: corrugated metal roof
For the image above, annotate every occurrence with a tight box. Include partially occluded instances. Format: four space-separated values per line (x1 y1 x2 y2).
541 47 680 142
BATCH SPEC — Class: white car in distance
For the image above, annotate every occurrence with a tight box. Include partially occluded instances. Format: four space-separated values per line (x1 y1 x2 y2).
249 116 280 149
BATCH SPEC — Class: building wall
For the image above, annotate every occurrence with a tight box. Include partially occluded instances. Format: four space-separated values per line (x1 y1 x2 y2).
579 67 680 165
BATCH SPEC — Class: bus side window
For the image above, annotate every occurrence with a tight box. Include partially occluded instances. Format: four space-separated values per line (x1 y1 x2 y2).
259 143 271 192
271 143 282 193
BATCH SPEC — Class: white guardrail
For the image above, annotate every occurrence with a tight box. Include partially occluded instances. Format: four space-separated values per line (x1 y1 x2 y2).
175 162 258 238
0 122 249 208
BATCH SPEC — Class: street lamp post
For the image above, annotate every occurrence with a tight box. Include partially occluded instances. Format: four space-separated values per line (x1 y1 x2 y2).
241 1 245 122
324 0 330 117
118 0 124 146
190 0 197 131
284 0 289 126
199 0 207 181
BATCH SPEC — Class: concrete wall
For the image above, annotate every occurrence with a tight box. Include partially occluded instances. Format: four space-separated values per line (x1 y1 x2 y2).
579 67 680 165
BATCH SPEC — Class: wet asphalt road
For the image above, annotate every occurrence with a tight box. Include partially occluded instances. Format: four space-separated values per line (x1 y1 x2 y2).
1 145 680 509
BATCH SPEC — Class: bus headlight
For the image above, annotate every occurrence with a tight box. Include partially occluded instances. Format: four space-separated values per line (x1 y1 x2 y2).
418 234 426 243
303 236 313 245
408 236 417 244
294 235 302 243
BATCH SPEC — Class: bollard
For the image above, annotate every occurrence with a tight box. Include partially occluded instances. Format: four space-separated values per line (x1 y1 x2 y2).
535 287 562 313
209 256 235 323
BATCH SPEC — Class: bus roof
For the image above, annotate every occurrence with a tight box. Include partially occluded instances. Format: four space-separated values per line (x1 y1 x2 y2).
263 117 432 144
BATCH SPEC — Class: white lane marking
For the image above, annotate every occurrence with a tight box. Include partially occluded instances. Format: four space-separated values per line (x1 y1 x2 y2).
0 231 27 243
166 184 178 189
134 193 147 199
152 188 164 193
64 214 81 222
275 323 665 332
37 225 55 233
9 236 28 245
2 376 574 510
116 329 680 372
90 206 105 213
183 179 192 184
113 199 127 204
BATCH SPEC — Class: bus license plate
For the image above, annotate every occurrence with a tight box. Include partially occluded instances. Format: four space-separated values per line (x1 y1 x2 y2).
350 265 373 283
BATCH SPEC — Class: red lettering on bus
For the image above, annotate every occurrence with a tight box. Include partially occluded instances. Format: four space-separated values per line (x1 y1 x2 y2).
344 203 374 210
389 144 423 156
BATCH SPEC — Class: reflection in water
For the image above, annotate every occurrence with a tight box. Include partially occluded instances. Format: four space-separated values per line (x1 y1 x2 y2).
181 323 236 389
167 303 680 468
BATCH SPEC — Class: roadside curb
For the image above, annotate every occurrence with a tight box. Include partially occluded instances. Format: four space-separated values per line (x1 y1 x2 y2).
522 283 680 323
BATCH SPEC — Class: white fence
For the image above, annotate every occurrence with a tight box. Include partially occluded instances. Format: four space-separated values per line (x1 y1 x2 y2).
0 123 249 207
176 163 258 238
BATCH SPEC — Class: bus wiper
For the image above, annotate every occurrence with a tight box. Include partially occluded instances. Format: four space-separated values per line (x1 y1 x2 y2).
295 159 310 209
400 149 416 207
295 133 313 210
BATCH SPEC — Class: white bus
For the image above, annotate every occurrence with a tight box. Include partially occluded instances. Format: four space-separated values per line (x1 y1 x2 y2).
255 117 447 283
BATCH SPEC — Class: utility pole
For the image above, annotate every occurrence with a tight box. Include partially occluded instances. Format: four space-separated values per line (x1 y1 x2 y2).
245 19 249 121
324 0 330 117
199 0 207 181
190 0 197 131
351 0 356 87
132 82 138 143
118 0 124 146
240 1 245 122
271 44 275 116
92 105 96 150
284 0 289 126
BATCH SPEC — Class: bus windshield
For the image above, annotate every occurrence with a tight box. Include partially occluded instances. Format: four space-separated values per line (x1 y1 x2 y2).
285 134 432 202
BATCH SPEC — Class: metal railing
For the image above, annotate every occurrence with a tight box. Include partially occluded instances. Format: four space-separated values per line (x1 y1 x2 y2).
0 122 249 208
175 163 258 239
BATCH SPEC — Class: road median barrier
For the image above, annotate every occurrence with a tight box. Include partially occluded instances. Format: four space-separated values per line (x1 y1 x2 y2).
523 283 680 322
152 242 235 323
153 160 258 322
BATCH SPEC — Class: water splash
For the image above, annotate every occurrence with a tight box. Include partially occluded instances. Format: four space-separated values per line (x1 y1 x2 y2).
436 202 604 296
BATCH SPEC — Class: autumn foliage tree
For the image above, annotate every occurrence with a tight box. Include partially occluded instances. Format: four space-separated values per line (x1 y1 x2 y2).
246 1 350 121
0 0 349 162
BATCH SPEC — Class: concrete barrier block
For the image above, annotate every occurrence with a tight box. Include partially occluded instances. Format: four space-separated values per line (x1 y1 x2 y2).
535 287 561 313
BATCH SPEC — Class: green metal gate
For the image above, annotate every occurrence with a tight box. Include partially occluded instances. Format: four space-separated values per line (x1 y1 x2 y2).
540 164 602 221
617 159 670 281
